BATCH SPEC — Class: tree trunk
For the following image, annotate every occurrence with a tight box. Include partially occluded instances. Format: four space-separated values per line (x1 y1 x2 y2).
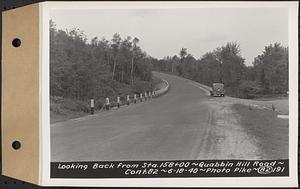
130 55 134 85
107 54 110 67
121 68 124 82
171 61 174 73
112 58 116 80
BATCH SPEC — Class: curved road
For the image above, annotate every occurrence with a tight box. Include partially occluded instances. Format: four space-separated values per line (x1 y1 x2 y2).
51 72 261 162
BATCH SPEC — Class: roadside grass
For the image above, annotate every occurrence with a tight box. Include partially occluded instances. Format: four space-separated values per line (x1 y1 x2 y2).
226 96 289 115
232 104 288 159
50 96 90 123
152 76 164 89
256 97 288 114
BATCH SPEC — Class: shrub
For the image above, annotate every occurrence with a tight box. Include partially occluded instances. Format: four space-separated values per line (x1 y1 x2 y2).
50 96 90 113
238 80 263 99
132 80 153 94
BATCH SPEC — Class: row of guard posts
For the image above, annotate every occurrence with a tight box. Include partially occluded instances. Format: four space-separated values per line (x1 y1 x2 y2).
90 80 169 115
90 91 158 114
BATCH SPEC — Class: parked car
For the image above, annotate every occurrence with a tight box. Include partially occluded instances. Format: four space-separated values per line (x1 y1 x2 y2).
210 83 225 97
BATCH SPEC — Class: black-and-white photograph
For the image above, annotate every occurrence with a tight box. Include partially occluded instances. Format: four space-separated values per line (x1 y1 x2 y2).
49 3 292 179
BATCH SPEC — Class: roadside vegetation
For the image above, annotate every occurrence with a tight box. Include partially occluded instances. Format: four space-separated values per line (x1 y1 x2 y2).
152 42 288 99
50 20 158 119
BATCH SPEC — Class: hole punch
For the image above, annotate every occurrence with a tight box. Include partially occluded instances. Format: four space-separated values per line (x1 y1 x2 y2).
12 38 21 47
12 141 21 150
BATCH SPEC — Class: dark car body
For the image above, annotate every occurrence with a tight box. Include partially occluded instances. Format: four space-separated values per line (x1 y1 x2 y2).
210 83 225 97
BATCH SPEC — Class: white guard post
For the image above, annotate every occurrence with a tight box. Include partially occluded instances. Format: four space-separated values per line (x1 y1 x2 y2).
117 96 120 108
105 97 110 110
134 94 137 103
126 95 130 105
90 99 95 114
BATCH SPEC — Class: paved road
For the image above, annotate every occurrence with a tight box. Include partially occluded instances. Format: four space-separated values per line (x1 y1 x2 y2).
51 72 261 162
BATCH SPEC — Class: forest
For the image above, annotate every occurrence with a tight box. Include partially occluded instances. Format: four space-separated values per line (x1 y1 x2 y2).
50 19 288 117
152 42 288 99
50 20 155 114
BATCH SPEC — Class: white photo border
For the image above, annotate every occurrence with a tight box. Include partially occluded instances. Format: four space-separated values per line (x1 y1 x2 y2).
40 1 299 187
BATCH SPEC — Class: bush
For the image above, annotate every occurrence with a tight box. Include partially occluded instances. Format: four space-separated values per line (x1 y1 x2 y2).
50 96 65 114
95 98 105 110
50 96 90 114
65 99 89 113
51 96 64 103
238 80 263 99
132 80 154 94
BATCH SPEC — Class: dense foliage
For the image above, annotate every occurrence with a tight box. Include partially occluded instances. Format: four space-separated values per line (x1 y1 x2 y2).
50 20 154 106
152 42 288 99
252 43 289 94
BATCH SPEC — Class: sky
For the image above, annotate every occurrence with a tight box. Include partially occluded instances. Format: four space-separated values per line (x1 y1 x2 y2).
50 8 288 66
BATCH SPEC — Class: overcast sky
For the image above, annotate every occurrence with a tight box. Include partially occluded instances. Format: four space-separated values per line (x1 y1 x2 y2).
50 8 288 66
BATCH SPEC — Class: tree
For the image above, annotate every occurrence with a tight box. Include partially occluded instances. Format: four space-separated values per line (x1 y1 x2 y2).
184 54 197 79
213 42 246 96
177 48 188 76
50 20 154 104
253 43 288 94
179 48 187 60
171 55 180 73
198 52 221 85
131 37 139 85
111 33 122 80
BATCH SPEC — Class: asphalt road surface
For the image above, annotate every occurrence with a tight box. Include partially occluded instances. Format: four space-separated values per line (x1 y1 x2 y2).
51 72 262 162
